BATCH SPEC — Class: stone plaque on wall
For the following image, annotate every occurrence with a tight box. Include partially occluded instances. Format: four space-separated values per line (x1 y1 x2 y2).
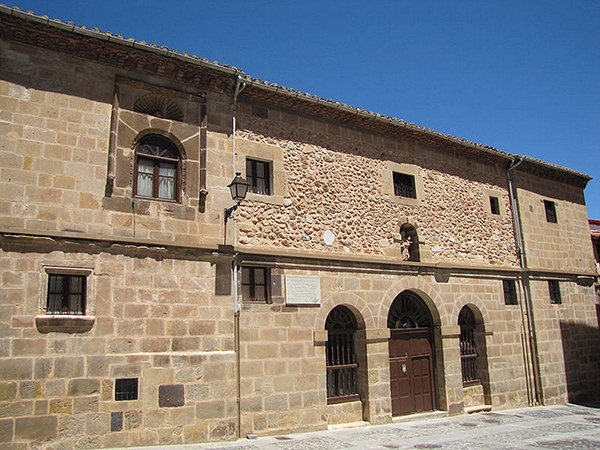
285 275 321 305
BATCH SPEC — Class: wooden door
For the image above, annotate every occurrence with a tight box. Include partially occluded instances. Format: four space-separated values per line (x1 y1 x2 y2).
389 329 434 416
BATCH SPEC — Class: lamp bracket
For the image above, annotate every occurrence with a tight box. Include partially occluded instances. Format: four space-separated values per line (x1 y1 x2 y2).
224 203 239 223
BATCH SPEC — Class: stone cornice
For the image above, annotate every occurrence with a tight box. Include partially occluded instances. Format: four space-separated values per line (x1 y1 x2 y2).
1 229 597 281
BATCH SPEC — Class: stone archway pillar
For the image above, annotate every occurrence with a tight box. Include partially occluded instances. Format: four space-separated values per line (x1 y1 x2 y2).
440 325 464 415
356 328 393 425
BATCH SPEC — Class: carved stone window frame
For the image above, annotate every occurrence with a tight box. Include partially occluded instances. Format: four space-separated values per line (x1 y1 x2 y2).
236 138 287 206
36 265 95 333
483 188 506 219
383 162 423 207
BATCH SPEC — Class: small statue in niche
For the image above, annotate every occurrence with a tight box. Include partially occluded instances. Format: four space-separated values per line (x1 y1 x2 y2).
400 235 412 261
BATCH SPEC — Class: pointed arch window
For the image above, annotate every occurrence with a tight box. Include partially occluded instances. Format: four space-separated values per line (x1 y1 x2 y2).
325 306 359 403
135 134 180 201
458 306 479 386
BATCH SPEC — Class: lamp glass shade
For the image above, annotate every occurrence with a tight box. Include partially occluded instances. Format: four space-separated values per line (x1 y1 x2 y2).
228 173 250 202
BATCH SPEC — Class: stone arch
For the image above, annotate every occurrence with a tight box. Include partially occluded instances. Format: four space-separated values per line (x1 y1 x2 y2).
132 128 188 161
375 279 444 330
387 290 433 329
315 291 373 331
450 294 491 330
134 93 184 121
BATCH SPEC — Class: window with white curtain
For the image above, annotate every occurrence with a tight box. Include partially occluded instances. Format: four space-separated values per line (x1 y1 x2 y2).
134 134 180 201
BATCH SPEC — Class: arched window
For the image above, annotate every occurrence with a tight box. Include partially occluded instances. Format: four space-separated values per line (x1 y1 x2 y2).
458 306 479 385
134 134 180 201
325 306 359 403
387 291 432 329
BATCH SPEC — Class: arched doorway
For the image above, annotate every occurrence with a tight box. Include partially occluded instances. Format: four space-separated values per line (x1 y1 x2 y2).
387 291 436 416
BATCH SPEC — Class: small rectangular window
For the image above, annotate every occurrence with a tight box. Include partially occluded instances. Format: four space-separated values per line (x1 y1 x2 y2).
47 274 86 315
246 159 271 195
115 378 138 401
544 200 557 223
242 267 269 303
502 280 518 305
393 172 416 198
490 196 500 215
548 280 562 304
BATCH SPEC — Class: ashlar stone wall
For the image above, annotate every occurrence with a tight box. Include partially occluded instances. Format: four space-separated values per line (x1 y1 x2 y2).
0 239 237 449
515 171 596 273
528 278 600 404
237 263 534 437
0 40 235 247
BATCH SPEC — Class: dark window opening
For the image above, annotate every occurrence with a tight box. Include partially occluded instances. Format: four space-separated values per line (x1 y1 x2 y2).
135 134 180 201
47 274 86 315
326 306 359 404
242 267 269 303
490 196 500 215
115 378 138 401
393 172 416 199
503 280 518 305
549 280 562 304
246 159 271 195
544 200 557 223
458 306 479 386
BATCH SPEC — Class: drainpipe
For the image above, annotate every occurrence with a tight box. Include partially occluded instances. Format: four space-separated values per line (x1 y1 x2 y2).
232 75 246 439
507 157 543 406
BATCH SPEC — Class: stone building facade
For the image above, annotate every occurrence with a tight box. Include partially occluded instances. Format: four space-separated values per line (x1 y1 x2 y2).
1 6 599 450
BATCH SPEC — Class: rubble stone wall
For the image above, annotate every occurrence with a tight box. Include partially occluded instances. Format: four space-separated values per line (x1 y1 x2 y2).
234 105 520 267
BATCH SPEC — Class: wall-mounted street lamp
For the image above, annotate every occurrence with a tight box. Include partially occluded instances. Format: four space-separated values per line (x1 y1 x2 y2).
224 172 250 223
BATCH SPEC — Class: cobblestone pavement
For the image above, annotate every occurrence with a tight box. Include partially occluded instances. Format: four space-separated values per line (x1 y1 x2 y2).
101 404 600 450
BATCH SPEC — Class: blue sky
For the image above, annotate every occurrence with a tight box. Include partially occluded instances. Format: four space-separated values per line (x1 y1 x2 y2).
10 0 600 219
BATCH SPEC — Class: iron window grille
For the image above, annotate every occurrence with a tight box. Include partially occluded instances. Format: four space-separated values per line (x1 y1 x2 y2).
548 280 562 304
241 267 269 303
458 306 479 386
246 159 271 195
503 280 518 305
135 134 180 201
393 172 416 199
489 196 500 215
325 306 359 404
46 274 86 315
115 378 138 401
544 200 557 223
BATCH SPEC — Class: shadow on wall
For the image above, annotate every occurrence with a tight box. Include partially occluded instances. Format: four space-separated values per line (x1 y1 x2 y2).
560 320 600 403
